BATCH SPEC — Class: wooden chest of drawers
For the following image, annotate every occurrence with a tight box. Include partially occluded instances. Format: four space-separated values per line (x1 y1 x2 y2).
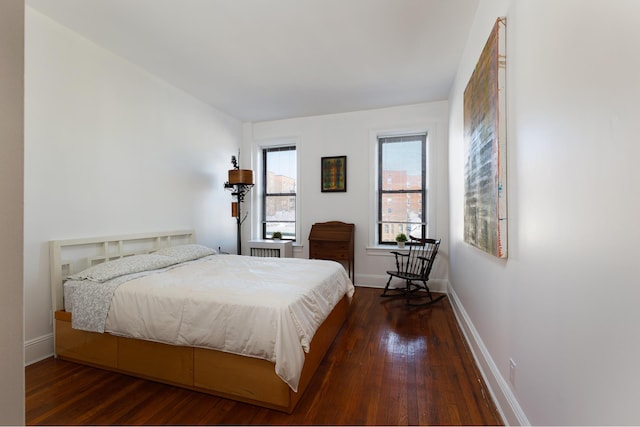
308 221 354 281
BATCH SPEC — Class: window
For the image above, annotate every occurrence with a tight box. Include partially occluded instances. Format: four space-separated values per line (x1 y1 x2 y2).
262 146 297 240
378 134 426 244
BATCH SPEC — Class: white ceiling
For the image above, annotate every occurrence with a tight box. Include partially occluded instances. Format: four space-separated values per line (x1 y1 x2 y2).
26 0 478 123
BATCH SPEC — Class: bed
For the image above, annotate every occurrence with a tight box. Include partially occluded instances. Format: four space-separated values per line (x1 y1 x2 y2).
50 230 354 413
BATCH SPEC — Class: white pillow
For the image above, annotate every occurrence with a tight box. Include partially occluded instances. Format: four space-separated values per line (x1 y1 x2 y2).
68 254 178 283
153 244 216 263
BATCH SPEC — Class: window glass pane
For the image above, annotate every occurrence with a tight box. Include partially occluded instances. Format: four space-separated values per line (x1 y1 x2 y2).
378 134 426 244
265 195 296 221
265 222 296 240
263 145 297 241
381 140 422 191
380 193 423 224
266 150 296 194
380 222 424 242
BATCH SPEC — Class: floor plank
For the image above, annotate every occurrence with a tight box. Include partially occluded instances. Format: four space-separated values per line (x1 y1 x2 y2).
25 286 502 425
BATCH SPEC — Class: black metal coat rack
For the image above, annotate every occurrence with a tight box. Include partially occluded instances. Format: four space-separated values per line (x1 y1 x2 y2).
224 156 253 255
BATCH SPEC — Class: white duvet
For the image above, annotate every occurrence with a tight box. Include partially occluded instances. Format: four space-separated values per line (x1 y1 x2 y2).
103 255 354 391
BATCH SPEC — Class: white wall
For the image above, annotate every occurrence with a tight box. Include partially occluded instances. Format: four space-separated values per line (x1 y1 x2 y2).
243 101 450 288
0 1 25 424
24 8 242 364
449 0 640 424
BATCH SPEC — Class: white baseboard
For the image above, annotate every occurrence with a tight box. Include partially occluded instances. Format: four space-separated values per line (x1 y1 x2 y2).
447 284 530 426
354 273 448 293
25 333 54 366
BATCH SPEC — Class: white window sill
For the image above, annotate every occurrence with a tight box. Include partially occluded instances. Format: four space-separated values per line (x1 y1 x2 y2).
365 245 408 256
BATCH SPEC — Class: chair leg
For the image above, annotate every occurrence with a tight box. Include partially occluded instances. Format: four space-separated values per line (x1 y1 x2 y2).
381 276 445 306
405 280 446 306
381 275 405 298
380 275 393 297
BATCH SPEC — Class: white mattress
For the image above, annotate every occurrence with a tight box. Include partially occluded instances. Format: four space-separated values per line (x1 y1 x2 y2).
103 255 354 391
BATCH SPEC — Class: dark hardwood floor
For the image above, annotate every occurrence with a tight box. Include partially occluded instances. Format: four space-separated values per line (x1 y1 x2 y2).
25 287 502 425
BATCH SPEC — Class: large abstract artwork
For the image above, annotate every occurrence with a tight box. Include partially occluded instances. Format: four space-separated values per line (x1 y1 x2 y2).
464 17 507 258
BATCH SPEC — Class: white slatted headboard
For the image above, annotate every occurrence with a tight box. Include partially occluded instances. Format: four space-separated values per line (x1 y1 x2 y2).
50 230 195 313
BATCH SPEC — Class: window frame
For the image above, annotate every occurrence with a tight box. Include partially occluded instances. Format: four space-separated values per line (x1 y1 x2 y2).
377 133 427 245
261 145 297 241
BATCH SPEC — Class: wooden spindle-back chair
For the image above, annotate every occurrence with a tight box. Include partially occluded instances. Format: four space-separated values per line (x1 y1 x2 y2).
381 236 445 306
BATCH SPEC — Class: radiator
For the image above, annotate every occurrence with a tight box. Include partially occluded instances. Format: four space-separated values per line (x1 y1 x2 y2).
247 240 293 258
250 247 282 257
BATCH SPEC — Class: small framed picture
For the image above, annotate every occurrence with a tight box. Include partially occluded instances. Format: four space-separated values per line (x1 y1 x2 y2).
321 156 347 192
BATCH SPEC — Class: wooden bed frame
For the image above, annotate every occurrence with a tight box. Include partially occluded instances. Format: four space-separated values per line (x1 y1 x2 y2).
50 230 350 413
